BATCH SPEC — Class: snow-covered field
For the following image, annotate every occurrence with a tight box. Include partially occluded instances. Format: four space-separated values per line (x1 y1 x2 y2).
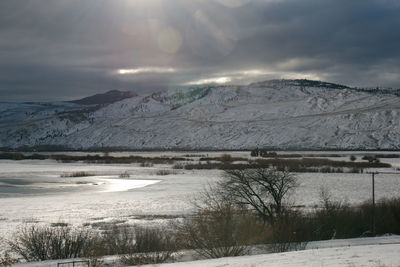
1 152 400 241
1 151 400 259
0 159 217 240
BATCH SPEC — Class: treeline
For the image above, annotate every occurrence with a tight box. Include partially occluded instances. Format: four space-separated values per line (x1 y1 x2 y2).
251 149 343 158
0 152 189 164
250 148 400 159
180 157 390 173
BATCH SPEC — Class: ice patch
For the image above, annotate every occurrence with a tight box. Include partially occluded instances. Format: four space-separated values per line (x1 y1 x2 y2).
99 178 161 192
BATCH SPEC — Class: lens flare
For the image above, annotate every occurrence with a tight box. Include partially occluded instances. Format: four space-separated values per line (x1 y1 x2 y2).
157 27 183 54
116 67 176 75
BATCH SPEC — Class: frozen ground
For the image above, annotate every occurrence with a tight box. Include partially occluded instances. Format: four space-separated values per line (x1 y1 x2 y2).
1 152 400 243
0 159 218 241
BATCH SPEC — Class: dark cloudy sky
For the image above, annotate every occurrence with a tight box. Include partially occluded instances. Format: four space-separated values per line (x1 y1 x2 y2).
1 0 400 102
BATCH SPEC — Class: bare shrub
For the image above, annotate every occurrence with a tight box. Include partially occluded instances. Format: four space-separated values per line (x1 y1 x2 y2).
60 171 94 178
119 171 130 178
155 169 176 176
362 155 381 163
119 226 176 265
219 154 233 163
268 210 308 252
119 252 171 266
7 223 179 264
134 226 173 253
87 256 104 267
172 163 184 169
0 251 18 266
370 197 400 235
177 187 267 259
184 154 206 157
178 206 254 258
9 225 94 261
268 196 400 243
310 188 370 240
88 225 135 256
50 222 69 227
0 153 24 160
140 162 154 167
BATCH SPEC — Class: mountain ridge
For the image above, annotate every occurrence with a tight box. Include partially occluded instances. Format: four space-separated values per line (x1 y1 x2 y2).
1 79 399 150
69 90 136 105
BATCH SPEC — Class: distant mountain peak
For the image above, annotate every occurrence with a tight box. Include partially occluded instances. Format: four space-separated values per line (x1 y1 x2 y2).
69 90 137 105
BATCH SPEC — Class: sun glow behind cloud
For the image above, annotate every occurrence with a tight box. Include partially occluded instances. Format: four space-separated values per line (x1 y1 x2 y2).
186 76 232 85
184 69 322 86
2 0 400 102
117 67 177 75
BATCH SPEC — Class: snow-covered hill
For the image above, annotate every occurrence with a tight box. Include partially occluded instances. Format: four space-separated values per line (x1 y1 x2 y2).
1 79 400 150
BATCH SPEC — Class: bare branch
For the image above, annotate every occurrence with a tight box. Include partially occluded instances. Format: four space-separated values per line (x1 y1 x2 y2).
220 167 298 224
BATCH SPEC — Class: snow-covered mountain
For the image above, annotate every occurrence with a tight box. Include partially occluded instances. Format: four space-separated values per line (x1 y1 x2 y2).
1 79 400 150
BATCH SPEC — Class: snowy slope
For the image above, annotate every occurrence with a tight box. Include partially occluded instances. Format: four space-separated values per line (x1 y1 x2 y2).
1 79 400 150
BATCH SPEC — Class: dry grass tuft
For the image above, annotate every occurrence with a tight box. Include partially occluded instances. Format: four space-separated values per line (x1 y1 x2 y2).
60 171 94 177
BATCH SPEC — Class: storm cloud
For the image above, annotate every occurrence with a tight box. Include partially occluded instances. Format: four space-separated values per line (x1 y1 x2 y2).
1 0 400 101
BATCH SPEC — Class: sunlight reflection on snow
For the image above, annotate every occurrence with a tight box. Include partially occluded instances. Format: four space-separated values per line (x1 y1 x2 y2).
100 179 160 193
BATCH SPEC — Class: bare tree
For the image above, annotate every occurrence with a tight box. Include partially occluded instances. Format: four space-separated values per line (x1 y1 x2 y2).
220 168 298 225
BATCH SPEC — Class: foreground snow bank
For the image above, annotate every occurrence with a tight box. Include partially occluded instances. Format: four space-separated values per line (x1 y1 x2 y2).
145 244 400 267
145 236 400 267
12 236 400 267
